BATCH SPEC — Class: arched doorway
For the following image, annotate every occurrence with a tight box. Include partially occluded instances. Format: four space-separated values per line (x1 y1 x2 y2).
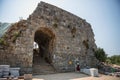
33 27 55 74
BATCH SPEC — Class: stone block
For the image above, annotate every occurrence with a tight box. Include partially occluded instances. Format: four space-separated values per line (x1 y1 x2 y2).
10 68 20 77
2 71 9 77
81 68 99 77
0 72 2 77
90 68 99 77
0 78 7 80
0 65 10 77
24 74 32 80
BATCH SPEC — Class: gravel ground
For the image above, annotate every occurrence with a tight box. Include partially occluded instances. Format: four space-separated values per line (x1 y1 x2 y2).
33 72 120 80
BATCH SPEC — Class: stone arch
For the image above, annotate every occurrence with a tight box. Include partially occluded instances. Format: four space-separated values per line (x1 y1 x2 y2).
33 27 56 65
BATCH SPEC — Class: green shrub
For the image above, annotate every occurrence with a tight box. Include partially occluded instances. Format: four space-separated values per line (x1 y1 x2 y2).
94 48 107 62
108 55 120 65
12 31 20 42
14 31 20 37
106 58 112 64
0 38 6 45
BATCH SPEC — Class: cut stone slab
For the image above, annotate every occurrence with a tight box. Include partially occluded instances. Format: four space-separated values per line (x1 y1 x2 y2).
0 65 10 77
81 68 99 77
24 74 32 80
10 68 20 77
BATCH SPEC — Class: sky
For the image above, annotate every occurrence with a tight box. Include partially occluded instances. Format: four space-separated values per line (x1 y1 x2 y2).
0 0 120 56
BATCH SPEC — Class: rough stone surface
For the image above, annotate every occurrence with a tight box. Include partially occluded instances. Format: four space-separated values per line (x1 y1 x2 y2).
10 68 20 77
0 65 10 77
0 1 98 74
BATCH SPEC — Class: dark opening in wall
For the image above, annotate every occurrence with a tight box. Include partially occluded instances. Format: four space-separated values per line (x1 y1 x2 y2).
33 27 55 65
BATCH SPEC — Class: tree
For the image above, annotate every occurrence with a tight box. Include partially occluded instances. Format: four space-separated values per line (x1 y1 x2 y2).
109 55 120 65
106 58 112 64
94 48 107 62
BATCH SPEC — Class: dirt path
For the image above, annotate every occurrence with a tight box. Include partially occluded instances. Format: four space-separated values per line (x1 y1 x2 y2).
33 72 120 80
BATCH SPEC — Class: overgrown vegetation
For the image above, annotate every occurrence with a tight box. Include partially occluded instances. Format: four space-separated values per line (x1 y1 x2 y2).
0 38 6 45
0 34 8 46
107 55 120 65
95 47 120 66
12 31 20 42
0 20 26 47
94 48 107 62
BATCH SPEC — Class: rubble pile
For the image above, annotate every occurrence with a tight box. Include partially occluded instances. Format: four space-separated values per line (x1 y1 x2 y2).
98 62 120 77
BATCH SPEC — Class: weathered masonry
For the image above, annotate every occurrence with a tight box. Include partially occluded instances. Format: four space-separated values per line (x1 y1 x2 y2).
0 2 97 75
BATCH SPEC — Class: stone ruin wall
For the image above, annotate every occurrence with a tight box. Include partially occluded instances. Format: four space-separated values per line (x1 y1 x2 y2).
0 2 97 74
29 2 98 71
0 20 33 74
